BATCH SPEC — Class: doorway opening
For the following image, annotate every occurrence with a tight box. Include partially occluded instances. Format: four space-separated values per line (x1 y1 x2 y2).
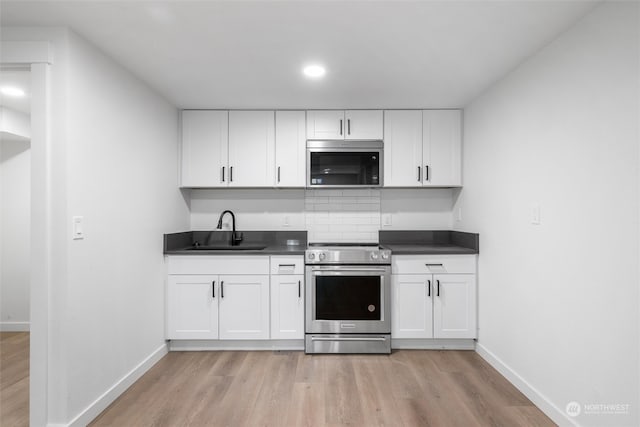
0 66 31 426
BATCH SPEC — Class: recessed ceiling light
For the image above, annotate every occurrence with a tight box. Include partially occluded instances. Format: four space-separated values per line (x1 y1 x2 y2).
303 65 326 79
1 86 26 97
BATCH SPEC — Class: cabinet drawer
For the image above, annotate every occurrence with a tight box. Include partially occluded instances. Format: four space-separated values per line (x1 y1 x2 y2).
167 256 270 275
270 256 304 275
392 255 476 274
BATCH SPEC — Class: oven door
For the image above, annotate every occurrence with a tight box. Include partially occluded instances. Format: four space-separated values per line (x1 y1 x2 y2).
305 265 391 334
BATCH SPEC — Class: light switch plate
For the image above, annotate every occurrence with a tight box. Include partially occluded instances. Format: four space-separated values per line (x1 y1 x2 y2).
72 216 84 239
531 204 541 225
382 214 392 226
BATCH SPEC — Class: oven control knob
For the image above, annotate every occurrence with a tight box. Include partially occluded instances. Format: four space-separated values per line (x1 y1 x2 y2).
370 252 379 260
319 252 326 261
381 252 389 260
308 252 315 260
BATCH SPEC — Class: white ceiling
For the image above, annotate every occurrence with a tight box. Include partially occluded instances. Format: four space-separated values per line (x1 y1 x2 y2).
1 1 598 109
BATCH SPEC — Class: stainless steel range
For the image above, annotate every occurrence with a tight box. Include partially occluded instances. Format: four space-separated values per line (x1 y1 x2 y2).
305 243 392 354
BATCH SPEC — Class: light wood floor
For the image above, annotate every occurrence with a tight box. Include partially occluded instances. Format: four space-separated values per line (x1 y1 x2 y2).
0 332 29 427
90 349 556 427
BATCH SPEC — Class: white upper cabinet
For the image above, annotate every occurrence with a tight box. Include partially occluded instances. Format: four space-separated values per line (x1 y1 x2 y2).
345 110 384 139
275 111 306 187
307 110 383 140
384 110 423 187
306 110 344 139
423 110 462 186
228 111 275 187
384 109 462 187
181 110 228 187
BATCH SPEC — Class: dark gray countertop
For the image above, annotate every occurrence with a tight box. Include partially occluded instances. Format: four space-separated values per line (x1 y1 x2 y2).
164 230 478 256
164 230 308 255
379 230 479 255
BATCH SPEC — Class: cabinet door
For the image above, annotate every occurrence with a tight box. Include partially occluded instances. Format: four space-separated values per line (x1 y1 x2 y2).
422 110 462 186
433 274 476 339
270 274 304 339
218 275 270 339
181 110 228 187
345 110 383 140
383 110 423 187
167 275 218 339
228 111 275 187
391 274 433 339
275 111 306 187
306 110 344 139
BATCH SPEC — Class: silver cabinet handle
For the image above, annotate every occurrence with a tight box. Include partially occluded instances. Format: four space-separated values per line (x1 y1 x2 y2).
221 166 225 182
339 119 343 135
298 280 301 298
229 166 233 182
425 263 443 267
425 165 429 181
212 280 216 298
347 119 351 135
436 279 440 297
277 166 281 183
221 281 224 298
427 279 431 297
417 166 421 182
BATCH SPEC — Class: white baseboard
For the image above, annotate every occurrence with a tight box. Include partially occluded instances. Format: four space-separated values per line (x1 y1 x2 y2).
0 321 30 332
66 343 168 427
475 342 578 427
169 339 305 351
392 338 476 350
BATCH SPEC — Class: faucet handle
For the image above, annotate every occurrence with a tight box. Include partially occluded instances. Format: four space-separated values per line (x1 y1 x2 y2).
233 231 243 245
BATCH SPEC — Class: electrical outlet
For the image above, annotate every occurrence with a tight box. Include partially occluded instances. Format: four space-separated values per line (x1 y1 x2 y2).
283 215 290 227
382 214 392 226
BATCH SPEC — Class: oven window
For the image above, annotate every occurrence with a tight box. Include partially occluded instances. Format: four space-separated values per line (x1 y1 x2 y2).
315 276 381 320
309 152 380 186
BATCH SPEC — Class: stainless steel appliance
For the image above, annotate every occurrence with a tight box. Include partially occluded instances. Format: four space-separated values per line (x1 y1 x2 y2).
305 243 392 354
306 140 383 188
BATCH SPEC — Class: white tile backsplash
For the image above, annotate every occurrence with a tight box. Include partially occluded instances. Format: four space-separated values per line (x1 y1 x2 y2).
305 189 381 243
189 188 454 239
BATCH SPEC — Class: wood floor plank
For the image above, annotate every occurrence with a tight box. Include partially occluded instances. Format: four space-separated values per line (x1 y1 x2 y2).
0 332 29 427
87 349 556 427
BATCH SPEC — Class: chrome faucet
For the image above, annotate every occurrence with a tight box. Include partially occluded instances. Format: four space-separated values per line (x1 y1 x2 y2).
216 210 243 246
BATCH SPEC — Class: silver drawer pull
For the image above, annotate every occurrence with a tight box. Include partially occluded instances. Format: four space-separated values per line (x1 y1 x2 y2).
425 263 444 267
310 337 387 342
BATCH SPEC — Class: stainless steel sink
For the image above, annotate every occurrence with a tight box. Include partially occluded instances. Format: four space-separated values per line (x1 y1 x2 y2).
186 244 267 251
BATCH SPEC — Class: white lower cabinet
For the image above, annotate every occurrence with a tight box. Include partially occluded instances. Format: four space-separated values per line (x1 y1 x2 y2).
270 256 304 339
392 255 477 340
166 256 270 340
218 275 270 339
166 255 305 342
167 274 219 340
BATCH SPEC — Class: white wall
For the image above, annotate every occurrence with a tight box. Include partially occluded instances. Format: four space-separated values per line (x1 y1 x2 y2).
0 138 30 331
2 27 190 425
61 30 190 423
455 2 639 426
190 188 454 242
0 107 30 139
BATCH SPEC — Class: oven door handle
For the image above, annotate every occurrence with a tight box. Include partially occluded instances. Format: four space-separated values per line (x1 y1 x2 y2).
310 336 388 342
310 266 389 272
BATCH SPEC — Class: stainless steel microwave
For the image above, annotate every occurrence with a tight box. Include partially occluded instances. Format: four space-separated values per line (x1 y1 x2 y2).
306 140 383 188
